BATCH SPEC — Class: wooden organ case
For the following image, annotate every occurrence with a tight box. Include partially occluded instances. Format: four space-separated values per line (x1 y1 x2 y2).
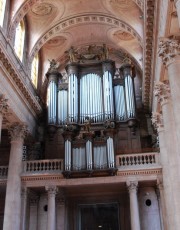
46 51 141 178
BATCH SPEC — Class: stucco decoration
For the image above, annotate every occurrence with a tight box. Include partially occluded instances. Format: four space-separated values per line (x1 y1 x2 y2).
113 30 134 41
31 3 53 16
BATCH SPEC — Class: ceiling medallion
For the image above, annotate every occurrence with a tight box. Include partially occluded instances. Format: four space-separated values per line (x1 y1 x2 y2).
31 3 52 16
46 36 67 47
113 30 134 41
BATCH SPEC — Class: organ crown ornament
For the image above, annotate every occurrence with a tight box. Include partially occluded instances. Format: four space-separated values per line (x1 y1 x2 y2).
158 38 180 65
154 81 171 105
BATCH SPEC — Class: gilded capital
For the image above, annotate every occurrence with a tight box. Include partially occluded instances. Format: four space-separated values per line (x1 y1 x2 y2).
154 81 171 105
126 181 138 193
158 38 180 65
0 94 8 115
151 112 164 131
8 122 28 141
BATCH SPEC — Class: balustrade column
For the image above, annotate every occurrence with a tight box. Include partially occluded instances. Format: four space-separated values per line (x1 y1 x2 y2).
0 95 8 142
3 123 28 230
46 186 58 230
153 81 180 230
127 181 141 230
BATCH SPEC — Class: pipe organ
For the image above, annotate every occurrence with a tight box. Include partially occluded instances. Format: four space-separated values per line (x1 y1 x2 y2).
46 57 137 176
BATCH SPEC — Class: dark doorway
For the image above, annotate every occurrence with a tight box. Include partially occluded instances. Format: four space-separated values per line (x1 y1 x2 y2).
79 203 119 230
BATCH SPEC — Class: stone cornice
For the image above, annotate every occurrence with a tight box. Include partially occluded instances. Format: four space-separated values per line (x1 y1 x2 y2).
0 48 42 115
143 0 156 111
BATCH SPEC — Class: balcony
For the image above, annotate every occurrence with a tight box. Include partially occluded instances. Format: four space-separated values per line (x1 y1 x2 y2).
0 152 161 182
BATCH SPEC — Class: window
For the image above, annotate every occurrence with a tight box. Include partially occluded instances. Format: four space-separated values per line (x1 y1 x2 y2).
14 20 25 61
0 0 6 27
31 54 39 88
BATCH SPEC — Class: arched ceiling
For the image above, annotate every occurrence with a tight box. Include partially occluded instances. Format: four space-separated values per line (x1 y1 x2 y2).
9 0 144 74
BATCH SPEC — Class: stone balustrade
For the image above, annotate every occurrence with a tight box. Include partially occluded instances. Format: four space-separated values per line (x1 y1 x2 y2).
0 166 8 177
23 159 64 174
116 152 160 169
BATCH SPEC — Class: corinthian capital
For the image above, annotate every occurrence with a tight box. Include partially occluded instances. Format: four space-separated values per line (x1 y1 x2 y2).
8 122 28 141
158 38 180 65
0 94 8 115
154 81 171 105
46 185 58 197
151 112 164 131
126 181 138 193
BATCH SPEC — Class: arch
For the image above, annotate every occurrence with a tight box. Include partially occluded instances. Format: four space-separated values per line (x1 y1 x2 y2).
8 0 143 39
29 13 143 63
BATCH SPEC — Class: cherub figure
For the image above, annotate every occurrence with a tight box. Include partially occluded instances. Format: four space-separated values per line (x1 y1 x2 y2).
48 59 59 71
65 46 76 62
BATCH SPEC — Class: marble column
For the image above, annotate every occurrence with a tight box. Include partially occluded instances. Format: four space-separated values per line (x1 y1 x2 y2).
156 180 167 230
158 38 180 145
127 181 141 230
21 187 29 230
3 123 28 230
57 189 65 230
46 186 58 230
153 81 180 230
174 0 180 28
152 113 169 230
0 95 8 142
29 195 39 230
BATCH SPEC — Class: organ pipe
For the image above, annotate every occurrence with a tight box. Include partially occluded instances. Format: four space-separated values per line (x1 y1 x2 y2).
120 63 136 119
46 73 59 125
102 61 115 120
114 85 126 121
65 139 71 171
80 74 103 123
107 137 115 168
86 140 93 170
58 89 68 125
